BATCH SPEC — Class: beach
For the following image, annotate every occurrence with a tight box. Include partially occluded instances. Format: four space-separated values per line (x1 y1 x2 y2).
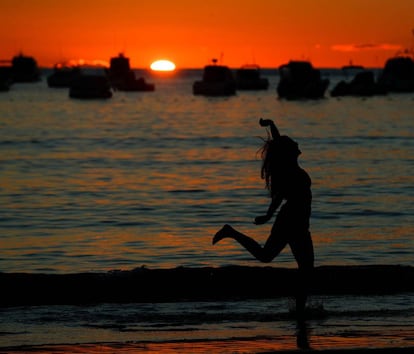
1 266 414 352
2 343 414 353
1 309 414 353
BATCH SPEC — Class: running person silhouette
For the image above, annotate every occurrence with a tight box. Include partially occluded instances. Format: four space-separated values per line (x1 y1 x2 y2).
213 118 314 316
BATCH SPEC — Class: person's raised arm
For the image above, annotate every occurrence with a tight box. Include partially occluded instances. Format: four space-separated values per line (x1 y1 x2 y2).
259 118 280 139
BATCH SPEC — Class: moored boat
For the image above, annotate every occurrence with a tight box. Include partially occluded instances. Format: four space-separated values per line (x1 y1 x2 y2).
341 61 365 78
69 68 112 99
377 54 414 92
47 64 81 88
0 62 13 91
109 53 154 91
331 70 387 97
235 65 269 90
11 53 41 82
193 60 236 96
277 60 329 99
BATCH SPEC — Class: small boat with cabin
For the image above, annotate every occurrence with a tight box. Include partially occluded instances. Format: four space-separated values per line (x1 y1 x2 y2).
235 65 269 90
109 53 154 91
193 59 236 96
277 60 329 99
69 67 112 99
11 53 41 82
377 53 414 93
341 61 365 78
47 64 81 88
331 70 387 97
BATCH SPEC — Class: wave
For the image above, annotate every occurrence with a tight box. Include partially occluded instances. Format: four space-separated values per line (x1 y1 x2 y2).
1 265 413 307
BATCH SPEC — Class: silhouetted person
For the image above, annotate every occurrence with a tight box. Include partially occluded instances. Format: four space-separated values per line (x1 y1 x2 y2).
296 319 311 349
213 118 314 317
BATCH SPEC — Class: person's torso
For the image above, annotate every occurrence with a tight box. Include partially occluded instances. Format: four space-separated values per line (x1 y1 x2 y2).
275 167 312 219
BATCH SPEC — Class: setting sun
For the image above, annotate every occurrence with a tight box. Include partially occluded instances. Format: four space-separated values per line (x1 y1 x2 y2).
150 60 176 71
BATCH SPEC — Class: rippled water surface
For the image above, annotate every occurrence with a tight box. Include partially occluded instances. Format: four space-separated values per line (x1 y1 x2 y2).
1 293 414 350
1 70 413 273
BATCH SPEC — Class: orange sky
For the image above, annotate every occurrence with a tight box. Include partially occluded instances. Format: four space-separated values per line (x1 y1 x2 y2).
1 0 413 69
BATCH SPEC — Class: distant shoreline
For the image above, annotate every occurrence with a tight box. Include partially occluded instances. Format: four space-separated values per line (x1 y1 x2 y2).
36 66 384 71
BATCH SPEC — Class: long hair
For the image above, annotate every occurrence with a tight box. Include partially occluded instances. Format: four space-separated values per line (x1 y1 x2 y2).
259 134 276 195
259 134 300 195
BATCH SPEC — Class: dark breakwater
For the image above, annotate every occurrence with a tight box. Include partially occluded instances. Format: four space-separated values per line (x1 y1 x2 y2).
2 265 413 306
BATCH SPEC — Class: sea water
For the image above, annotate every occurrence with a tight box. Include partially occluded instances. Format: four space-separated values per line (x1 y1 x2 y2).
1 294 413 351
0 69 413 351
1 69 412 273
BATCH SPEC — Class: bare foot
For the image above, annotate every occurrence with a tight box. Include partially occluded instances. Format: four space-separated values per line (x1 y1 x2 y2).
212 224 233 245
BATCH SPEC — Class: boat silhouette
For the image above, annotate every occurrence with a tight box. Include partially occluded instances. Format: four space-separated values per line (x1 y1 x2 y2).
235 65 269 90
331 70 387 97
0 61 13 91
47 64 81 88
193 59 236 96
109 53 154 92
69 67 112 99
377 54 414 93
277 60 329 99
11 53 41 82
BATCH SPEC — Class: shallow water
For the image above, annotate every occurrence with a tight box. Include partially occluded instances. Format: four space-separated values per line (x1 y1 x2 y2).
1 293 413 351
0 70 413 273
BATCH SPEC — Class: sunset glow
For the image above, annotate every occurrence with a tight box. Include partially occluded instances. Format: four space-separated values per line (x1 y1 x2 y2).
66 59 109 68
150 60 176 71
1 1 413 68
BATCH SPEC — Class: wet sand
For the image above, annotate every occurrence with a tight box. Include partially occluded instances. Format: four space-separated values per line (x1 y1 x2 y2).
1 342 413 354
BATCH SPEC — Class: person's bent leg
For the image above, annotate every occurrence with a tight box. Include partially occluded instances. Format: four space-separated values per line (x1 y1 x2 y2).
214 224 287 263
